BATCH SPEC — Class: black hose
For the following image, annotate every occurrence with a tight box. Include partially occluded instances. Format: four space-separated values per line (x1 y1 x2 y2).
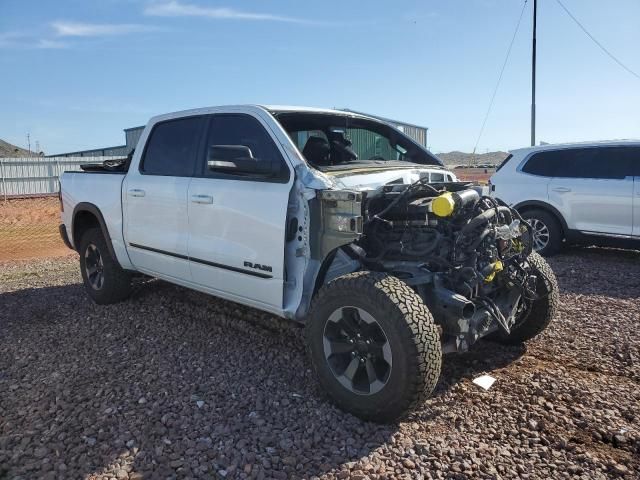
460 209 496 235
369 178 440 221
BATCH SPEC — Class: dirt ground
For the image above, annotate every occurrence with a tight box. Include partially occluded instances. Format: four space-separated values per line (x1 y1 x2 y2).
453 167 494 184
0 197 73 262
0 247 638 479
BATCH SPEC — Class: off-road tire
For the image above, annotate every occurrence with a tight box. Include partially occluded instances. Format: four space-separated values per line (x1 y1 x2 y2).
79 227 132 305
521 209 563 256
498 252 558 344
306 271 442 423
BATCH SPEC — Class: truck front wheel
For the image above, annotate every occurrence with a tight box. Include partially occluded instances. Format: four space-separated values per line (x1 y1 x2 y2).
306 271 442 423
79 227 132 305
496 252 558 344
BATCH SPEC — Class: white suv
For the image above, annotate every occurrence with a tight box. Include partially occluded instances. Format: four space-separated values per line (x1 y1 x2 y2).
489 141 640 255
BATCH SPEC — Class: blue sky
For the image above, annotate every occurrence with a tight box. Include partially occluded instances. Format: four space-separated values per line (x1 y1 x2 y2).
1 0 638 155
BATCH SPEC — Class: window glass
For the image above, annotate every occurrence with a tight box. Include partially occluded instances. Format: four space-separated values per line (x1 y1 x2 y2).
141 117 202 176
523 147 635 179
495 154 513 171
522 151 562 177
291 130 327 150
204 114 289 181
430 172 445 182
345 128 402 160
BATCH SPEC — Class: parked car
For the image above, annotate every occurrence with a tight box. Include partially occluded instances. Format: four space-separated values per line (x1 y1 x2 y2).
59 105 557 422
489 141 640 255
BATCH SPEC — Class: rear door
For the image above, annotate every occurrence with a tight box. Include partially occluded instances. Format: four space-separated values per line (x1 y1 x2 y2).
123 116 205 280
187 113 293 312
546 147 634 236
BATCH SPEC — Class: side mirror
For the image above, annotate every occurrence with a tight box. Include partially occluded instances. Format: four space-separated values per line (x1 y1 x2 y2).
207 145 275 175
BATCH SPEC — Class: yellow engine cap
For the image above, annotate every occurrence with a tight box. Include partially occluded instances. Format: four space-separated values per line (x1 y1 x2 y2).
432 192 456 217
484 260 504 283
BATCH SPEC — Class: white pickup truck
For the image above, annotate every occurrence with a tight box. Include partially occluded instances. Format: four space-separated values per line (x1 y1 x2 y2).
60 105 557 422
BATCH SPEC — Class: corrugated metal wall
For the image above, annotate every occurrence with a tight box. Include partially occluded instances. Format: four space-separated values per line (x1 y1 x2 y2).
0 157 119 199
50 146 128 158
125 128 144 152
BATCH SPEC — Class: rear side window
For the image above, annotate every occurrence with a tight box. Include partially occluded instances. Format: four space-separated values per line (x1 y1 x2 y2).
495 154 513 171
522 147 636 179
202 114 290 182
141 117 203 176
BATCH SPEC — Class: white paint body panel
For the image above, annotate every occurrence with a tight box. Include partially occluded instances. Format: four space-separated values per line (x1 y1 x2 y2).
548 177 633 235
60 172 134 270
187 177 291 309
122 173 192 280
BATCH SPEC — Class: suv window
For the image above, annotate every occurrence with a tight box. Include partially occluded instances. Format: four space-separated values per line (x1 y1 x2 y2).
141 117 203 176
203 114 289 182
522 147 636 179
430 172 445 182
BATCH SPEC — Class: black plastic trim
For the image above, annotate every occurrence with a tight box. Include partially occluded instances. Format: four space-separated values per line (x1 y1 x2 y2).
128 243 273 279
59 224 73 250
72 203 121 266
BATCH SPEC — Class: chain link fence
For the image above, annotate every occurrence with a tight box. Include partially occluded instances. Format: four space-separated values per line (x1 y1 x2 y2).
0 195 68 262
0 157 118 262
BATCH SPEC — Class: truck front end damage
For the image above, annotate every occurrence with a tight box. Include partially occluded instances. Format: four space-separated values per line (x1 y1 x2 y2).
307 178 553 353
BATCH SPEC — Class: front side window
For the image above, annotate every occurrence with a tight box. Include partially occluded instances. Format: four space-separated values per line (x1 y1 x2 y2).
523 147 635 179
203 114 289 182
140 117 203 176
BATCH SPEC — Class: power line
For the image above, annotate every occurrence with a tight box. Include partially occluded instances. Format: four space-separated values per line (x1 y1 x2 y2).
555 0 640 81
473 0 529 155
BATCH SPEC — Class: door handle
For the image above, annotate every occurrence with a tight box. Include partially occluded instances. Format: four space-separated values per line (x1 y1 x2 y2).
191 194 214 204
128 188 146 197
551 187 571 193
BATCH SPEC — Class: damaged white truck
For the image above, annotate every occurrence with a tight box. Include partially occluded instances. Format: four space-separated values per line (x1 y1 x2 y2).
59 106 558 422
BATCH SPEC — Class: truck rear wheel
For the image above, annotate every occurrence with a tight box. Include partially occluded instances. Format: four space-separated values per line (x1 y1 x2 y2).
306 271 442 423
79 227 132 305
497 252 558 344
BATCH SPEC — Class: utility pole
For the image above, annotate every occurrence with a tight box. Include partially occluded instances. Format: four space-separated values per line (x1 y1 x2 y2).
27 133 31 153
531 0 537 147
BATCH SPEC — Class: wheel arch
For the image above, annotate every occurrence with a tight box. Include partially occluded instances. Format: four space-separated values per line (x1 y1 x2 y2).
514 200 568 235
72 202 121 267
295 245 362 321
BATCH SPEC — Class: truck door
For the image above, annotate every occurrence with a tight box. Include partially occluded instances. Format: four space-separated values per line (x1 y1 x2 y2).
187 113 293 313
123 116 205 280
547 147 634 236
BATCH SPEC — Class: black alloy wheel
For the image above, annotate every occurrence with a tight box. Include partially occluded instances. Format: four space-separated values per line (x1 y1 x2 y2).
323 306 392 395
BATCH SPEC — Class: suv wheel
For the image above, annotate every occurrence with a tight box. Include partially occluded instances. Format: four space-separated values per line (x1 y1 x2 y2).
79 227 133 304
521 209 562 256
306 271 442 423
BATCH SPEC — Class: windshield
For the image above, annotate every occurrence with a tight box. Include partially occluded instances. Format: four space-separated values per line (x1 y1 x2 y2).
273 112 441 170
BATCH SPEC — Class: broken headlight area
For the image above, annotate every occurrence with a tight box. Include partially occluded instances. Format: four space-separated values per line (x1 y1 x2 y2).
356 179 542 352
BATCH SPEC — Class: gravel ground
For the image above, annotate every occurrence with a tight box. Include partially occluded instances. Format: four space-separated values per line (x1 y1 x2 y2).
0 247 638 479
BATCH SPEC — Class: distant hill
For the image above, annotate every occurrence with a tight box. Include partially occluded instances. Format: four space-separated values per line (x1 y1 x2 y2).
0 139 36 158
436 150 509 167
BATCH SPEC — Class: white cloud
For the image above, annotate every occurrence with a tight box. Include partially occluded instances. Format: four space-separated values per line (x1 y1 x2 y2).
51 21 160 37
36 39 68 49
0 31 68 49
145 0 312 24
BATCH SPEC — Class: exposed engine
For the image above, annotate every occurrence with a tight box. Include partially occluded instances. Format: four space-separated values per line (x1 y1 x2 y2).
357 179 547 351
